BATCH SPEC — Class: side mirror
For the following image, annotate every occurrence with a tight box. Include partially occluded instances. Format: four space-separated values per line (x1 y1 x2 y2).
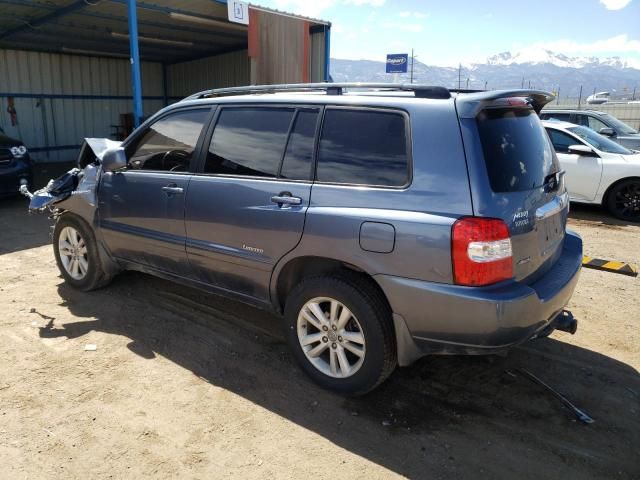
102 148 127 172
568 144 595 156
598 127 615 137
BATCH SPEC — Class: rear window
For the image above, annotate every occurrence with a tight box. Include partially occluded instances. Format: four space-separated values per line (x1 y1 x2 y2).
477 108 557 193
317 109 409 187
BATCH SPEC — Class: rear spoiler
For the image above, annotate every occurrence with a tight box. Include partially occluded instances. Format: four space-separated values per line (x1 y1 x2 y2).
455 89 555 118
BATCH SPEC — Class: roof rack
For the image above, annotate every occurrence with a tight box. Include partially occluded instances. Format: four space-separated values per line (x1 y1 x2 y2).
184 83 454 101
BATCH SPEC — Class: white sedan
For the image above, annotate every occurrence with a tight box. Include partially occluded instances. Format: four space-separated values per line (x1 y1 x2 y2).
543 120 640 222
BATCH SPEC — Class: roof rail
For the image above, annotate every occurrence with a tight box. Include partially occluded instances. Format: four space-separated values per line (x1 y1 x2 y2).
183 83 453 101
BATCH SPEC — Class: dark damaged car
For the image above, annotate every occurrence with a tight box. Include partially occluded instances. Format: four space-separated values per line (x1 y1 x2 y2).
0 129 32 196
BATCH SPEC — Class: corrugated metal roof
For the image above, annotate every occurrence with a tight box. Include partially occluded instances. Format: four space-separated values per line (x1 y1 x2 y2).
0 1 328 63
0 0 243 63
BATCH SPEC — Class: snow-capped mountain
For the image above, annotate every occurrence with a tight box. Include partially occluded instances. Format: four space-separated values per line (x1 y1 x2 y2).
330 49 640 99
485 48 640 70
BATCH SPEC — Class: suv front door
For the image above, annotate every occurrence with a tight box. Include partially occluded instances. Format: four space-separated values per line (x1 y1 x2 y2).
185 106 319 302
98 107 211 276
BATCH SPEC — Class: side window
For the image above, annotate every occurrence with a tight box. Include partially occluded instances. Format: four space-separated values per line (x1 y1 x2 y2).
587 116 608 132
573 114 590 127
546 128 578 153
280 109 319 180
128 109 209 172
317 109 409 187
543 113 570 122
205 107 294 177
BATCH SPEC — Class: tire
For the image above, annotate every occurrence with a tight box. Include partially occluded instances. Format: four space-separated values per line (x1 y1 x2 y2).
605 179 640 222
284 274 397 395
53 214 113 291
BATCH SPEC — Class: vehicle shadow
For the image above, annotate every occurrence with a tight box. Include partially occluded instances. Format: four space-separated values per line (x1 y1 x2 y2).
568 202 637 227
43 272 640 479
0 196 52 254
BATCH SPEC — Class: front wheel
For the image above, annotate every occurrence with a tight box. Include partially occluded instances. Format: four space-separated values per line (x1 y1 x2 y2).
284 275 397 395
605 179 640 222
53 214 113 291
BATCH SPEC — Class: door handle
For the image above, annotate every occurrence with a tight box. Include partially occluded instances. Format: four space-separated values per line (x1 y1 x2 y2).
271 193 302 206
161 185 184 195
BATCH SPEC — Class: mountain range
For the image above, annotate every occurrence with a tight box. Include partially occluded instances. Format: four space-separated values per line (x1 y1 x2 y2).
330 48 640 99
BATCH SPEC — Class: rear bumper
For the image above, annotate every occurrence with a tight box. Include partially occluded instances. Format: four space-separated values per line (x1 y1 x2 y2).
376 231 583 365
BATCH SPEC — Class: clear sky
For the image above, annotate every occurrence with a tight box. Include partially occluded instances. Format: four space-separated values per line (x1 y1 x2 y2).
257 0 640 66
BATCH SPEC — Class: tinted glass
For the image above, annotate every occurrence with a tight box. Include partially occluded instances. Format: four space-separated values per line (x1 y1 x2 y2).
587 116 608 132
129 109 209 171
546 128 577 153
601 113 637 134
317 109 408 186
541 113 571 122
205 107 294 177
280 110 318 180
575 114 590 127
568 126 632 154
477 108 557 192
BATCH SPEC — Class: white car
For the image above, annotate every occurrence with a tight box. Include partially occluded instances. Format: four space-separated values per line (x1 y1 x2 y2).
543 120 640 222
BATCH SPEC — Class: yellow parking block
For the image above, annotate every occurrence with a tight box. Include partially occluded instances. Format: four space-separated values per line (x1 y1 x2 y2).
582 256 638 277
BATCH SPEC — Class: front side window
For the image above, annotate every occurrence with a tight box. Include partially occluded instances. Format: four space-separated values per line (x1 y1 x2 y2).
128 109 209 172
317 109 409 187
568 125 632 155
205 107 295 177
546 128 579 153
600 113 637 135
587 116 608 133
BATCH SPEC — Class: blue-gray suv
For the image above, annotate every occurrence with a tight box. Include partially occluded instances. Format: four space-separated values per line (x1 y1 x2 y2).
28 83 583 395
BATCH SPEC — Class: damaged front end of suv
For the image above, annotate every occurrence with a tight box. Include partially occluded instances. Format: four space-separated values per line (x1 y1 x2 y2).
19 138 124 288
19 138 122 222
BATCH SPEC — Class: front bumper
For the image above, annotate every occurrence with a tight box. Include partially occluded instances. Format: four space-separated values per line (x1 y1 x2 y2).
376 231 583 365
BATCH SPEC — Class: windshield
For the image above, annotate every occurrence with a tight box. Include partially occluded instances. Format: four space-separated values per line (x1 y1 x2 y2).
477 108 558 193
600 113 638 135
568 126 633 155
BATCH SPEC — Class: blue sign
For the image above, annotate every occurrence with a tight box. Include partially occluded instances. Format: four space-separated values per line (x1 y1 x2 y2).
386 54 408 73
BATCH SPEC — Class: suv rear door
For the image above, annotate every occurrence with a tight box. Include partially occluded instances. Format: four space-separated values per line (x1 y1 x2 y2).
184 105 319 302
457 94 567 282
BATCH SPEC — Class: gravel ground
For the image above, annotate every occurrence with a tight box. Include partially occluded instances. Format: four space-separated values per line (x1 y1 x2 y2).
0 194 638 480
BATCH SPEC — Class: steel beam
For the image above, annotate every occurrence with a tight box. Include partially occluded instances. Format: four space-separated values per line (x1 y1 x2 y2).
127 0 143 127
324 25 331 82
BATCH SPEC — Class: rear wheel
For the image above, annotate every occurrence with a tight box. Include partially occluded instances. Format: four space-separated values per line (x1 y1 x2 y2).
53 214 113 291
284 275 396 395
606 179 640 222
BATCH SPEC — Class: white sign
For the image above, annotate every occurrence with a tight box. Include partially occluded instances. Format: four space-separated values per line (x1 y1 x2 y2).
228 0 249 25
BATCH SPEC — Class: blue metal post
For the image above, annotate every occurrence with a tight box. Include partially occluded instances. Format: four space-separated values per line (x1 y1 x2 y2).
127 0 143 127
324 25 331 82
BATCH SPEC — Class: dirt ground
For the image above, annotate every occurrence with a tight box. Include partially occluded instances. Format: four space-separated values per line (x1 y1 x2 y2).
1 191 638 479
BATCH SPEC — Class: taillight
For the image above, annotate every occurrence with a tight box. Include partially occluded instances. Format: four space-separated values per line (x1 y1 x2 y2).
452 217 513 286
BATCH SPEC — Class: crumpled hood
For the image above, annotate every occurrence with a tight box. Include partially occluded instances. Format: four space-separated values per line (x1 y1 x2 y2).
84 138 122 161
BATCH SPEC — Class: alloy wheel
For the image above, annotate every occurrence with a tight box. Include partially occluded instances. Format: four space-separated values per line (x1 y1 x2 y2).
58 226 89 280
296 297 366 379
613 181 640 221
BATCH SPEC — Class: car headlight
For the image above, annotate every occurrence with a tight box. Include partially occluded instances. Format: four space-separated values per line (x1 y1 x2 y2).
10 145 28 158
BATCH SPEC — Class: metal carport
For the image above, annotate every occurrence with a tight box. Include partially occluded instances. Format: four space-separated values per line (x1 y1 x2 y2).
0 0 330 162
